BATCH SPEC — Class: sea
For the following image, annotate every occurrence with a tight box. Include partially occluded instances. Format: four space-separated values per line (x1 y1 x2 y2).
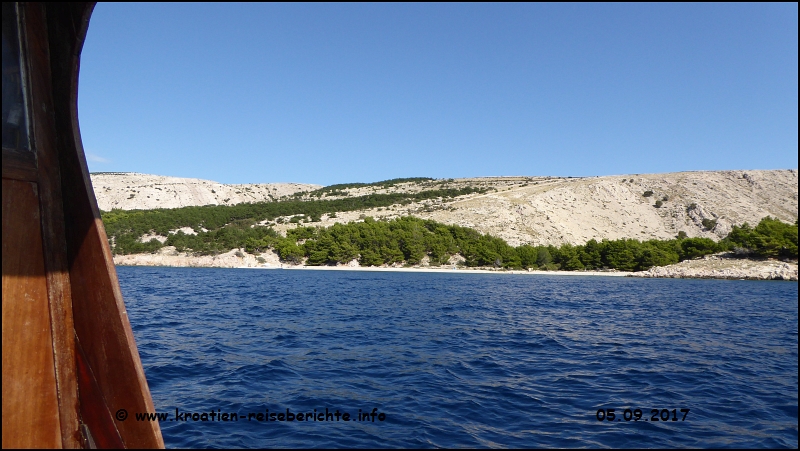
118 266 798 448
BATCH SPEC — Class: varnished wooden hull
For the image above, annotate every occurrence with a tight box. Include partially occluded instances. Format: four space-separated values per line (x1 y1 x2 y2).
2 3 163 448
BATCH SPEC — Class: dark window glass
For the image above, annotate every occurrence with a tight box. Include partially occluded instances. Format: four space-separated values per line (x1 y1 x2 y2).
2 2 31 151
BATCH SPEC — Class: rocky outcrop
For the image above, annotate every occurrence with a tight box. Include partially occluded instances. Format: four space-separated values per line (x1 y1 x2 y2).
629 254 798 281
113 246 283 268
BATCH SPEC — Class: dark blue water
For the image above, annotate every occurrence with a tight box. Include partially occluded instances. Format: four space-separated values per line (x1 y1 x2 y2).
118 267 798 448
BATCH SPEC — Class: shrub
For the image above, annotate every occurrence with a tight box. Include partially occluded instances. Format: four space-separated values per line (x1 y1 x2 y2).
275 240 305 264
562 255 585 271
654 200 663 208
702 218 717 230
639 247 679 270
643 190 654 197
680 237 719 260
536 248 552 266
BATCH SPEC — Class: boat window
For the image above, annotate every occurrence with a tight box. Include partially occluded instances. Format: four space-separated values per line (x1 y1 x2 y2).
2 2 31 152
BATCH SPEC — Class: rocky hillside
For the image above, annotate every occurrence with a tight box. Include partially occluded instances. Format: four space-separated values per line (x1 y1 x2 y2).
92 169 798 247
416 170 798 246
91 173 320 210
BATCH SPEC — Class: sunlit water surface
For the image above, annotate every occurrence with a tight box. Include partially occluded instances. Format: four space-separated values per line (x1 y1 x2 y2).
118 267 798 448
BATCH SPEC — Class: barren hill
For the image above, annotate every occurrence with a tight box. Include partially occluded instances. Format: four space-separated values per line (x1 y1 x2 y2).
418 170 798 246
90 173 321 211
92 170 798 247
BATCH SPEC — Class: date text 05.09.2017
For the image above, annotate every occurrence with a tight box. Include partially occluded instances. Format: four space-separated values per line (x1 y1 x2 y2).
596 408 689 422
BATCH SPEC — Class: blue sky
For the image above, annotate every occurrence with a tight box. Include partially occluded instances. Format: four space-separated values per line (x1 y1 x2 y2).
79 3 798 186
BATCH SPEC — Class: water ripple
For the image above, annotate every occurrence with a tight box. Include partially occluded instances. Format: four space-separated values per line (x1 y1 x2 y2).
119 268 798 448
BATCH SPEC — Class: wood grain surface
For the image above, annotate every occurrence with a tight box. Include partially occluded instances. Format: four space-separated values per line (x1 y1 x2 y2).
2 179 62 448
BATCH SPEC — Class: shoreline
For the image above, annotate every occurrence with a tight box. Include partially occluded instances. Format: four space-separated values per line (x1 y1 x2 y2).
629 254 797 281
229 265 633 277
112 261 800 281
112 248 632 277
112 249 798 281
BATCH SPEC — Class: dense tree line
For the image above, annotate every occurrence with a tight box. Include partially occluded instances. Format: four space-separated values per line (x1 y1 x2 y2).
249 216 729 271
105 206 798 271
103 186 484 254
723 217 798 259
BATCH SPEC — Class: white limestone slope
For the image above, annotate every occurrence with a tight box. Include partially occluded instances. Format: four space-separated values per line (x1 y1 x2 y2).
91 173 321 211
416 170 798 246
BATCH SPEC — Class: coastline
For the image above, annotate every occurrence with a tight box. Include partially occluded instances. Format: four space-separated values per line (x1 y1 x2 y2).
241 265 633 277
112 248 631 277
112 248 797 280
629 253 798 281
